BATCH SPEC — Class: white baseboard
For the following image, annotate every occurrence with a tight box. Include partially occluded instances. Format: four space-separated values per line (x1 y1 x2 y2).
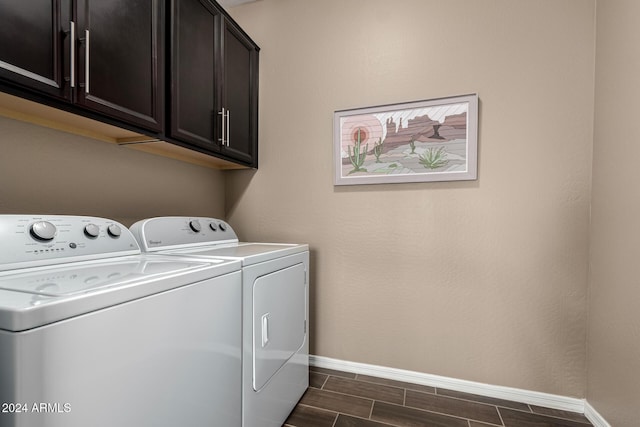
584 401 612 427
310 355 586 414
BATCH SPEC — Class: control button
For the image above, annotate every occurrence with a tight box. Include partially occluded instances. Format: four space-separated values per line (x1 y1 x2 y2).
189 220 202 232
209 222 218 231
30 221 57 241
218 222 227 232
107 224 122 238
84 223 100 238
69 243 77 249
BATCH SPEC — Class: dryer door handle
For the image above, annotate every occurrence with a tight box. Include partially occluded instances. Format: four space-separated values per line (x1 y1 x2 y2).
261 313 270 348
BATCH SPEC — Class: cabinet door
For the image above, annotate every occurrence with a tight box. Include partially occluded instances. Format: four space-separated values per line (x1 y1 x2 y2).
0 0 72 100
220 17 259 167
168 0 221 152
76 0 164 132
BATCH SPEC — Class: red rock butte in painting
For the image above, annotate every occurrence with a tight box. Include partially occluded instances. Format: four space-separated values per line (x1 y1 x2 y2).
381 112 467 153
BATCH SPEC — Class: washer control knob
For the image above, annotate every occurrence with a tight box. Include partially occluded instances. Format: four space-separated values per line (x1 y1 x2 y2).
84 223 100 238
107 224 122 238
189 220 202 232
30 221 57 241
209 222 217 231
218 222 227 232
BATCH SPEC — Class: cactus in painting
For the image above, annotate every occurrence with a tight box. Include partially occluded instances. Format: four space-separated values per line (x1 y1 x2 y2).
373 138 384 163
409 137 416 154
419 147 449 169
348 128 368 174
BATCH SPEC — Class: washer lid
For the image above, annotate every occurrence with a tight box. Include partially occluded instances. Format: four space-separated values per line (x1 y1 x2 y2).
0 255 241 332
166 242 309 266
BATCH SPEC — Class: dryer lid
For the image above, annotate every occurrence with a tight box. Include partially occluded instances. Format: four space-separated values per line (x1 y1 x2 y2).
166 242 309 266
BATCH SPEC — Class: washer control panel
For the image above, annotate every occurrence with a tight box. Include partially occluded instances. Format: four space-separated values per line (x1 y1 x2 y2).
129 217 238 251
0 215 140 271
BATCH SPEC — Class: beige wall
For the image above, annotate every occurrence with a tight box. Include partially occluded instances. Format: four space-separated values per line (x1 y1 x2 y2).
227 0 595 397
588 0 640 424
0 116 226 226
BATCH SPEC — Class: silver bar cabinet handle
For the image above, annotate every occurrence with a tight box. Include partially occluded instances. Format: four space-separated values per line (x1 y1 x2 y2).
218 108 226 145
226 110 230 146
70 21 75 88
85 29 90 93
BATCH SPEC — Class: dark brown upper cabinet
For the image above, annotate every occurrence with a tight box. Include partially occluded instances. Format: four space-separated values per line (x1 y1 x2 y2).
0 0 73 101
0 0 163 133
219 15 259 166
76 0 164 132
169 0 221 151
169 0 259 168
0 0 258 168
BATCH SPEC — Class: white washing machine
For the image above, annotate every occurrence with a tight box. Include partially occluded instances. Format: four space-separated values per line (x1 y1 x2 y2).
129 216 309 427
0 215 243 427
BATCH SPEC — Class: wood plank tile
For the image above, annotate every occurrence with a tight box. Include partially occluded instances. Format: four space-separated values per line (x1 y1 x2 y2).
436 388 531 411
405 389 502 425
356 374 436 394
334 414 396 427
500 408 594 427
284 404 338 427
310 371 329 388
323 376 405 405
529 405 591 424
299 387 373 418
371 401 469 427
469 422 503 427
309 366 357 379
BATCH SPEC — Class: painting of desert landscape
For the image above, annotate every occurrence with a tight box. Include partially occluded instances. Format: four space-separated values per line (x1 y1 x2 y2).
334 94 478 185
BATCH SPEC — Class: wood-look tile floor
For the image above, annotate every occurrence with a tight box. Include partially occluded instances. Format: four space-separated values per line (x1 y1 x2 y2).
284 367 593 427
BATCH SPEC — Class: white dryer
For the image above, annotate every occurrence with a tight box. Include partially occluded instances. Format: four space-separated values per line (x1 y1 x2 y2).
0 215 243 427
129 216 309 427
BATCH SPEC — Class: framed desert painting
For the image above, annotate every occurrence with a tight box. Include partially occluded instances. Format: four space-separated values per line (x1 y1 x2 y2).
333 94 478 185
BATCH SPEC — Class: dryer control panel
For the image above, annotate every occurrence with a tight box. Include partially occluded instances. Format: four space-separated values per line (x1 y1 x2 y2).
0 215 140 272
129 217 238 252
